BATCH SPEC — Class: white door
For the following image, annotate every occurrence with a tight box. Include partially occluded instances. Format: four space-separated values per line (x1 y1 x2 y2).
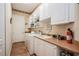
12 14 25 43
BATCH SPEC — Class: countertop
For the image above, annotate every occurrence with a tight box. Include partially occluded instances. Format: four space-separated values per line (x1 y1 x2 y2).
34 35 79 54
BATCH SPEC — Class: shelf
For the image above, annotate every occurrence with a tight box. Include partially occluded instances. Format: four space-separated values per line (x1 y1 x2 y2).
51 20 74 26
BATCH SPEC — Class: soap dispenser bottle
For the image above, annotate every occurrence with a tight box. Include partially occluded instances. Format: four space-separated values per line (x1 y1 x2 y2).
66 28 73 44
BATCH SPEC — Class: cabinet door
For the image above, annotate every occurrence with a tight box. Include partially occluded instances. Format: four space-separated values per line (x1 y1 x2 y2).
34 38 59 56
44 42 59 56
29 36 34 55
37 39 46 56
34 38 41 56
34 38 45 56
69 3 78 21
25 34 30 49
48 3 68 25
26 36 31 54
40 4 50 21
34 37 38 54
33 37 39 55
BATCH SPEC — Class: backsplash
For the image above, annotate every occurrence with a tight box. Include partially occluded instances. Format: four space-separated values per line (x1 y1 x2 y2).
38 21 74 36
49 23 74 36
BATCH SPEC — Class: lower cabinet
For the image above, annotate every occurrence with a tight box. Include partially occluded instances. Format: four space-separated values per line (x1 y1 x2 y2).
28 36 35 55
34 38 46 56
44 42 59 56
25 34 34 55
25 35 59 56
34 37 59 56
25 34 30 51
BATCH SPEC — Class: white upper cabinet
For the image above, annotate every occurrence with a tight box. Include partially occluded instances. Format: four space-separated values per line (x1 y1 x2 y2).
48 3 69 25
29 3 78 25
39 4 50 21
69 3 78 21
48 3 78 25
39 3 78 25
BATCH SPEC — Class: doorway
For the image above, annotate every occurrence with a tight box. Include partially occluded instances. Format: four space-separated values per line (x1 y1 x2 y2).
12 14 25 43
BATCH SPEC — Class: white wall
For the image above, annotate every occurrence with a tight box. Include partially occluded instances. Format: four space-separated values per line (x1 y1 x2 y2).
0 3 6 56
6 3 12 56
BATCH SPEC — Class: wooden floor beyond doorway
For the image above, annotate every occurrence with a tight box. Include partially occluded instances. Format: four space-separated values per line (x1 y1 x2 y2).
11 41 30 56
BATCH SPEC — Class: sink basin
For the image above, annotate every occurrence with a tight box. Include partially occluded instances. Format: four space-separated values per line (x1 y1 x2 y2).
41 35 52 39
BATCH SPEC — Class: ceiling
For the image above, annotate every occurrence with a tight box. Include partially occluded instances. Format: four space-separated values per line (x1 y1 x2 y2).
12 3 40 14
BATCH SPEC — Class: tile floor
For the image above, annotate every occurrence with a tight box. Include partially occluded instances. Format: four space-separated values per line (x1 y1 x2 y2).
10 41 30 56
